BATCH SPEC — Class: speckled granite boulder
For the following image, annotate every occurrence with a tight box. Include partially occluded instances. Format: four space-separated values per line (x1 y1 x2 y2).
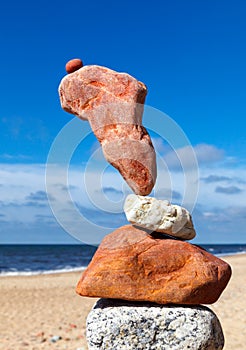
86 299 224 350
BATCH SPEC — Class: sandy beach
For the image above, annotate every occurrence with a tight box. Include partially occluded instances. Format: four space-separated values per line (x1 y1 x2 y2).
0 254 245 350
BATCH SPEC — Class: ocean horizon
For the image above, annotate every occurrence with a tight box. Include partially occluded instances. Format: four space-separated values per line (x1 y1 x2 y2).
1 243 246 277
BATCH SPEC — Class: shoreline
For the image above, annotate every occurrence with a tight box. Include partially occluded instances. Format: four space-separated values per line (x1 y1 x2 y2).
0 254 245 349
0 266 87 277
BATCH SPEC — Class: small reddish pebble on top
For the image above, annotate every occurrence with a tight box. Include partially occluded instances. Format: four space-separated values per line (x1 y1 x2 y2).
65 58 83 74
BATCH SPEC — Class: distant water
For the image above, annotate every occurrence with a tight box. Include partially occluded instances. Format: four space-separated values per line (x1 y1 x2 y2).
0 243 246 276
0 244 97 276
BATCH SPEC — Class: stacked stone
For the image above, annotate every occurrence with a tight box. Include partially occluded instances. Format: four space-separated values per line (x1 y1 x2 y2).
59 59 232 350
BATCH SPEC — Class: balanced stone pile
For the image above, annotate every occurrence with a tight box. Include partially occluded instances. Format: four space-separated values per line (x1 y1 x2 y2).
59 59 232 350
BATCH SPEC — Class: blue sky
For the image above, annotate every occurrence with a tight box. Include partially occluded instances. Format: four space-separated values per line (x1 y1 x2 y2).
0 0 245 244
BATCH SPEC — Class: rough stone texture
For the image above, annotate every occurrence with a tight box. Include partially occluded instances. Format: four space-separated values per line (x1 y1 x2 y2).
76 225 231 305
86 299 224 350
124 194 196 240
58 65 156 195
65 58 83 73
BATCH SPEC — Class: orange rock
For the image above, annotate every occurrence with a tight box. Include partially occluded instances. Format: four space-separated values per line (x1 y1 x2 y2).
76 225 231 305
65 58 83 74
58 65 156 195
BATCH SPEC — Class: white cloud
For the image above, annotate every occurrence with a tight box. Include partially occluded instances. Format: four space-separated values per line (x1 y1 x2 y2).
194 144 225 163
215 185 243 194
201 174 246 185
0 153 246 243
151 137 172 155
197 166 246 209
162 143 225 170
0 153 32 161
192 205 246 244
0 164 46 204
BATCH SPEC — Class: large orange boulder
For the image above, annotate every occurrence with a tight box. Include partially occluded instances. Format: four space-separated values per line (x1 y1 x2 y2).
76 225 231 305
58 64 156 195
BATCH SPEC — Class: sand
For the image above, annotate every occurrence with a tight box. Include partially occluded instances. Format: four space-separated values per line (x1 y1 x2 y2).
0 254 245 350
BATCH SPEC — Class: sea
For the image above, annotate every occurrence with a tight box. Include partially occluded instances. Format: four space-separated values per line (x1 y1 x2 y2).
0 243 246 276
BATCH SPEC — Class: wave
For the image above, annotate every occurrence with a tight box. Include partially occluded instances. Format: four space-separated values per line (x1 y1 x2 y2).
0 265 87 277
215 250 246 257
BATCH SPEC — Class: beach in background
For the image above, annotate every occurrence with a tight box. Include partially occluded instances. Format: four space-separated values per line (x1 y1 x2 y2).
0 253 245 350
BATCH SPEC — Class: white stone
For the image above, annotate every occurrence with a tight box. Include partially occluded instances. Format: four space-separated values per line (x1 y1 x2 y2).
86 299 224 350
124 194 196 240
